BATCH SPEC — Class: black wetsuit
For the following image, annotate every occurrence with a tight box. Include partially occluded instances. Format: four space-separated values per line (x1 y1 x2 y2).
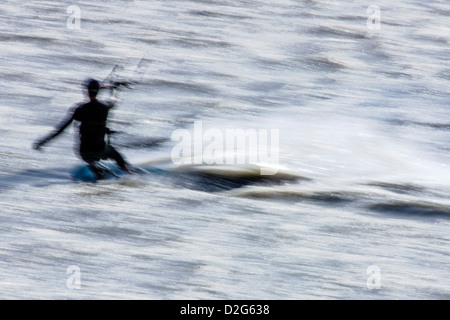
75 99 127 168
73 100 114 157
35 98 127 170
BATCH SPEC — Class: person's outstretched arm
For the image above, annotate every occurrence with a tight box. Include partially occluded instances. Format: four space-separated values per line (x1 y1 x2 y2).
33 111 75 150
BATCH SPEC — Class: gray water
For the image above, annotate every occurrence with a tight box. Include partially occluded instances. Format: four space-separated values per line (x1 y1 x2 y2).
1 0 450 299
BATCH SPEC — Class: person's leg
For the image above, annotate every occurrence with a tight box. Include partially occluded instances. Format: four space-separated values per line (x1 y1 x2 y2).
80 152 106 177
103 145 129 171
87 161 104 177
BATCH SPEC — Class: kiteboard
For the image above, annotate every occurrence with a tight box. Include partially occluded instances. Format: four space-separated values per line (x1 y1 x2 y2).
70 162 147 182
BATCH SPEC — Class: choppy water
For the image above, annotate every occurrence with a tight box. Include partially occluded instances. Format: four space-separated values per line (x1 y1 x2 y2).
1 0 450 299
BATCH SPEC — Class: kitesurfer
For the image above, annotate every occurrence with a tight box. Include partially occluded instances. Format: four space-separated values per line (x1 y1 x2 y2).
33 78 130 175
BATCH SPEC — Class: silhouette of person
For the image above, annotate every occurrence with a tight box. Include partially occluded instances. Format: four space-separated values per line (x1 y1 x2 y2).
34 78 129 175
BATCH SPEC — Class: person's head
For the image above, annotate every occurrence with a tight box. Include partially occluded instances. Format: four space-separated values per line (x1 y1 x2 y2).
85 78 100 100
